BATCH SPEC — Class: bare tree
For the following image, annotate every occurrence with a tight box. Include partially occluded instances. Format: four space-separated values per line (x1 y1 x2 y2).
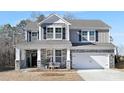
63 12 76 20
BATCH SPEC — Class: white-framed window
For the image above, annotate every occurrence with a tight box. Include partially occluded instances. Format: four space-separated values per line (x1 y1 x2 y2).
81 30 96 42
46 49 62 63
46 28 53 39
55 28 62 39
81 31 88 41
55 50 62 63
46 26 64 40
89 31 95 41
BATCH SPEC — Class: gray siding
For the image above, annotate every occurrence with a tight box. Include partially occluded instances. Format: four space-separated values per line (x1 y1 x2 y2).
70 29 80 43
70 29 109 43
97 30 109 43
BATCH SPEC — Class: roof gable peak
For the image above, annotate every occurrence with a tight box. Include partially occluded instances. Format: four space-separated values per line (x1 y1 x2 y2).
39 14 71 25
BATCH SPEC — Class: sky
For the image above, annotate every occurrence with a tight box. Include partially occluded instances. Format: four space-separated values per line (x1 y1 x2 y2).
0 11 124 49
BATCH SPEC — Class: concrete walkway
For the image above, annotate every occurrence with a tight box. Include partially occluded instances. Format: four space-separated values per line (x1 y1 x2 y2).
77 69 124 81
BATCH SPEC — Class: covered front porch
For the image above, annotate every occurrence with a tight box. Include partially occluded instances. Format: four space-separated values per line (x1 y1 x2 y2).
15 40 72 70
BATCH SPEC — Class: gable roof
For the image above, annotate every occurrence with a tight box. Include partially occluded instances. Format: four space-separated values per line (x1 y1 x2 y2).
67 19 111 29
39 14 71 25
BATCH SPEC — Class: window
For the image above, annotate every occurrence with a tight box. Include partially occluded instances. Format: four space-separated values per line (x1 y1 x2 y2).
55 28 62 39
32 32 37 36
89 31 95 41
80 31 96 42
46 28 53 39
55 50 62 63
81 31 88 41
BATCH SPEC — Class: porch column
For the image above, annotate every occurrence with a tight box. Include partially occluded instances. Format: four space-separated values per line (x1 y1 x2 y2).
37 49 41 68
39 26 42 40
25 31 27 41
66 49 71 69
15 48 21 70
66 25 70 41
21 49 26 68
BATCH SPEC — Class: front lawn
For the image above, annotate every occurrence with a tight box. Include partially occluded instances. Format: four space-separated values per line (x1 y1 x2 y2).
0 69 83 81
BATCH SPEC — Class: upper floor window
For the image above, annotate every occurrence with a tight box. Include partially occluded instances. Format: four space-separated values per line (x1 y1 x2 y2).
45 26 65 40
55 28 62 39
46 28 53 39
81 31 88 41
80 30 96 42
89 31 95 41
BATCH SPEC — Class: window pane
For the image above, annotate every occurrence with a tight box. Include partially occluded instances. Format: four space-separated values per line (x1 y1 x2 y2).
56 34 61 38
47 28 53 39
47 34 53 38
56 28 61 33
89 31 95 41
55 57 61 62
55 50 61 56
32 32 37 36
55 28 62 39
81 31 88 41
47 28 53 33
90 31 95 36
82 31 87 35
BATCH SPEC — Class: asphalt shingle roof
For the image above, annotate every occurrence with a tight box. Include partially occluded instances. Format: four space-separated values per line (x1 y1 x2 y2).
67 19 110 28
25 19 110 31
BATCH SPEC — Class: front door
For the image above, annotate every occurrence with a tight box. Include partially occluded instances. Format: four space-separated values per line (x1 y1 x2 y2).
31 52 37 67
26 50 37 68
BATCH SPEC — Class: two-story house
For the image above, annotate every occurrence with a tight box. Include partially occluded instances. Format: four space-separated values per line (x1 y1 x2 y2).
15 14 115 70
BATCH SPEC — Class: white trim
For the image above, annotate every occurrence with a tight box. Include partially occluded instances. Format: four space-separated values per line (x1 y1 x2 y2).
25 31 27 41
55 49 62 63
39 26 41 40
39 14 71 25
67 49 70 61
66 25 70 41
15 48 20 60
37 49 41 61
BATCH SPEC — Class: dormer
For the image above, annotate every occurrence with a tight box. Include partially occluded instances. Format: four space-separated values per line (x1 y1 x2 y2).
38 14 71 41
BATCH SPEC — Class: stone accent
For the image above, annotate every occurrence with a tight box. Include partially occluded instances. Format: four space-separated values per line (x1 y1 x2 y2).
41 49 46 65
61 49 67 68
109 54 115 68
15 60 20 70
37 60 42 68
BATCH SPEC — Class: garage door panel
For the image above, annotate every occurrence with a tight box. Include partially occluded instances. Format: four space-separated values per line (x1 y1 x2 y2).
72 53 109 69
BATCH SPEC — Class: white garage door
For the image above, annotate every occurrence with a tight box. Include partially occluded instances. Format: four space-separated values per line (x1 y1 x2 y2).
72 53 109 69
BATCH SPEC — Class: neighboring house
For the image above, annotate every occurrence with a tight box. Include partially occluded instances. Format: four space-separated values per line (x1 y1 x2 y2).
15 14 115 70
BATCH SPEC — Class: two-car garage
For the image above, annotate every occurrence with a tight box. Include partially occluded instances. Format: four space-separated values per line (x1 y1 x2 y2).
72 53 110 69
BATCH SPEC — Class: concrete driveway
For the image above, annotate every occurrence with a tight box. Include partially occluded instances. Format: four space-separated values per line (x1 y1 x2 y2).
77 69 124 81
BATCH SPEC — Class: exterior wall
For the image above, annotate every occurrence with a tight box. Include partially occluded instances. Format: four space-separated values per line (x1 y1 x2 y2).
97 30 109 43
70 29 109 43
70 29 80 43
